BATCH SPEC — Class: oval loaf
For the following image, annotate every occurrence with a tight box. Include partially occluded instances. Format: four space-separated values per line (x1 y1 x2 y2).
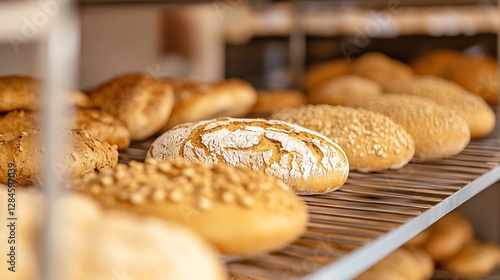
147 118 349 194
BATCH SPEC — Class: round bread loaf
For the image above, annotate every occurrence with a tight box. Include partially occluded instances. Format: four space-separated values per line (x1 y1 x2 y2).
0 129 118 185
384 77 496 138
349 53 414 87
404 246 435 280
424 212 473 262
355 248 425 280
0 75 93 111
75 158 308 255
405 228 431 247
147 118 349 194
271 105 415 172
410 49 462 76
89 73 174 141
304 59 350 92
308 75 382 106
352 94 470 161
0 109 131 149
354 266 407 280
162 78 257 131
446 55 499 105
441 241 500 277
250 90 307 115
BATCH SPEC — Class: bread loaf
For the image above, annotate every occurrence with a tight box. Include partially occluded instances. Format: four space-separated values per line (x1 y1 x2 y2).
163 78 257 131
304 59 350 92
352 94 470 161
271 105 415 172
90 73 174 140
441 241 500 277
349 53 414 87
384 76 496 138
309 75 382 106
75 158 308 255
250 90 307 115
148 118 349 194
410 49 462 76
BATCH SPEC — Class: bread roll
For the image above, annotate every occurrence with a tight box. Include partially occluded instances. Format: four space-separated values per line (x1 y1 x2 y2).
349 53 414 87
405 228 431 247
352 94 470 161
0 75 92 111
309 75 382 106
441 241 500 277
89 73 174 141
384 76 496 138
405 246 435 280
163 78 257 131
250 90 307 115
0 129 118 185
446 55 499 105
410 49 462 76
304 59 350 91
147 118 349 194
0 109 131 149
75 158 308 255
271 105 415 172
424 212 473 262
354 266 407 280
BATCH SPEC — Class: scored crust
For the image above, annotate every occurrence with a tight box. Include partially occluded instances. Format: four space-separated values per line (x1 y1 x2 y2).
0 129 118 186
90 73 174 141
271 105 415 172
0 75 93 111
351 94 470 161
308 75 382 106
162 78 257 131
148 117 349 195
384 76 496 138
74 158 308 255
349 52 414 87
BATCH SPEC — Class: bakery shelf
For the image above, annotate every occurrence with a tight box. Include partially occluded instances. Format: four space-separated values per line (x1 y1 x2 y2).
119 109 500 279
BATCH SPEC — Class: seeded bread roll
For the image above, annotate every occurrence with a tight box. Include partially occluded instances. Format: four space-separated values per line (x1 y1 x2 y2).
0 109 131 149
147 118 349 194
384 77 496 138
0 75 93 111
250 90 307 115
446 55 499 105
0 129 118 185
75 158 308 255
350 53 414 87
271 105 415 172
441 241 500 277
304 59 350 92
410 49 462 76
89 73 174 141
352 94 470 161
162 78 257 131
308 75 382 106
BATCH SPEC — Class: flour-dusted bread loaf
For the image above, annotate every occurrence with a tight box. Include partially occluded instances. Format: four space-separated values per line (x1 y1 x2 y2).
349 53 414 87
271 105 415 172
0 75 93 111
304 59 350 92
352 94 470 161
162 78 257 131
410 49 462 76
308 75 382 106
0 129 118 185
384 76 496 138
148 118 349 194
75 158 308 255
0 109 131 149
90 73 174 141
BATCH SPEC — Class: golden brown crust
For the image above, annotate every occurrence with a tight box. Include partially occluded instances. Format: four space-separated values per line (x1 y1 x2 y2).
0 75 93 111
351 94 470 161
250 90 307 115
271 105 415 172
384 76 496 138
162 78 257 131
0 129 118 186
349 53 414 87
441 241 500 277
410 49 462 76
304 59 350 92
308 75 382 106
0 110 39 134
74 158 308 255
90 73 174 140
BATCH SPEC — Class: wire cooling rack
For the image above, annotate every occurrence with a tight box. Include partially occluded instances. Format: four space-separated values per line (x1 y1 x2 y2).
119 109 500 280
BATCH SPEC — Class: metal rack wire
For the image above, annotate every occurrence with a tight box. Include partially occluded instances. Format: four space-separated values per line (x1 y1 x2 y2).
118 109 500 279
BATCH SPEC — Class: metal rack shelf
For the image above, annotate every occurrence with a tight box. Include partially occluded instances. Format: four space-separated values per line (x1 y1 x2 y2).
119 109 500 279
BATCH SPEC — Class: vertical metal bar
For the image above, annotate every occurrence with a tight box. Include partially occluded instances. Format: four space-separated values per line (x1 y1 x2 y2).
39 1 79 280
289 0 305 90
